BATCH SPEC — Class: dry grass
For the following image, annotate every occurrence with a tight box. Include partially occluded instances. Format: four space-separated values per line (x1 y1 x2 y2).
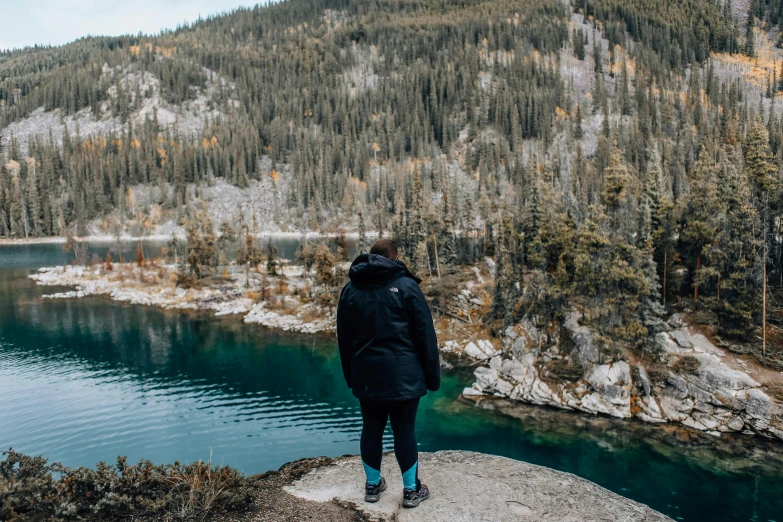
542 358 584 382
0 449 254 521
765 382 783 403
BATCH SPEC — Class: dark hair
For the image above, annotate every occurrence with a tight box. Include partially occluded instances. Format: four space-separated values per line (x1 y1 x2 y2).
370 239 398 260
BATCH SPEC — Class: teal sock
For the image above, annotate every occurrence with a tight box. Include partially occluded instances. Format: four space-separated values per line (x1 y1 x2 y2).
362 461 381 486
402 461 418 491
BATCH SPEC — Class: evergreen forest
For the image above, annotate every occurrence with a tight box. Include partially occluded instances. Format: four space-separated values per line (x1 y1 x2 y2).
2 0 783 361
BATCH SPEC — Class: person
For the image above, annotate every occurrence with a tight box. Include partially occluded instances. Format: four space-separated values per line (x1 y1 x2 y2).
336 239 440 508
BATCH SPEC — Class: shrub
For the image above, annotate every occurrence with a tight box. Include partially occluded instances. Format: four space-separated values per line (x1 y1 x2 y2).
645 364 670 386
672 355 701 375
0 449 254 521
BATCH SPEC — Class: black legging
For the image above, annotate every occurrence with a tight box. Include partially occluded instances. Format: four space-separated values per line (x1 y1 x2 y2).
359 398 420 475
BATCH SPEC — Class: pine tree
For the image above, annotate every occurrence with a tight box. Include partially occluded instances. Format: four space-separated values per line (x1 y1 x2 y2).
602 147 631 222
715 149 762 337
266 239 280 276
681 152 721 302
593 35 603 74
25 158 42 237
184 200 217 281
218 221 237 265
745 117 778 198
619 59 632 116
440 194 458 270
745 9 756 58
574 29 586 61
574 105 584 139
8 161 26 238
639 240 667 344
357 208 368 254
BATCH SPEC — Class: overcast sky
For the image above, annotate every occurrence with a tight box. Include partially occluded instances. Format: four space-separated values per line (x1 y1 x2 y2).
0 0 265 52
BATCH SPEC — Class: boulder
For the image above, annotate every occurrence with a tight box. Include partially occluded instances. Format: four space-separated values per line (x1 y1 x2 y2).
465 342 485 359
563 312 600 364
636 396 666 423
465 340 498 359
654 332 684 354
511 336 527 359
581 392 630 418
499 358 528 383
667 313 685 329
474 367 499 391
699 362 759 391
737 388 775 420
669 329 693 349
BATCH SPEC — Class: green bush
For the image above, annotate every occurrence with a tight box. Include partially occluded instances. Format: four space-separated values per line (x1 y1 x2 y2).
0 449 254 521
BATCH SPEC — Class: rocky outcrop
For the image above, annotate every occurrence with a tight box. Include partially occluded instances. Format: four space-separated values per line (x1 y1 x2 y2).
284 451 673 522
460 313 783 441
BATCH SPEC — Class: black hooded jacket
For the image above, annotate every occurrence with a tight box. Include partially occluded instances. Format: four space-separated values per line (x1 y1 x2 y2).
336 254 440 401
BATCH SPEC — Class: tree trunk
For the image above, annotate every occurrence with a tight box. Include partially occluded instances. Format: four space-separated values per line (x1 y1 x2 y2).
433 234 441 279
663 248 667 307
425 241 433 278
764 226 768 358
694 254 701 302
763 193 769 358
717 274 721 302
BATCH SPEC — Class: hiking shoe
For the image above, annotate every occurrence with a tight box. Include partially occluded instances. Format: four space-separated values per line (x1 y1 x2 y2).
365 477 387 503
402 480 430 508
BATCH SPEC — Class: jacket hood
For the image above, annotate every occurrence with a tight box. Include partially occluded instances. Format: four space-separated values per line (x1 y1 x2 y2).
349 254 421 286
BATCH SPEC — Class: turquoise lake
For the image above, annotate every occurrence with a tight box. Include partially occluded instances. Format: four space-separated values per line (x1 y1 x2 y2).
1 242 782 521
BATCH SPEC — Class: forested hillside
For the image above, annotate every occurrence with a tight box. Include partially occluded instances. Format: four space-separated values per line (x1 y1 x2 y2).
2 0 783 358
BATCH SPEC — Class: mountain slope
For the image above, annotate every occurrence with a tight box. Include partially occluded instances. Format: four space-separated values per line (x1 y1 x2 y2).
1 0 783 358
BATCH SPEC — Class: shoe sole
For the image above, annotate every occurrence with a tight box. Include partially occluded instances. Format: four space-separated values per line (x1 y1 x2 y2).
402 491 430 508
365 482 387 503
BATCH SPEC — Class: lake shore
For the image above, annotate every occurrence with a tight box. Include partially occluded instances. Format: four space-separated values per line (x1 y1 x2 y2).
25 257 783 446
29 262 337 335
0 230 373 247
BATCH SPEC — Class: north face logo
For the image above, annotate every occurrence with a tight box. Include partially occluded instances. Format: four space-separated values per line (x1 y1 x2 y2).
390 287 399 293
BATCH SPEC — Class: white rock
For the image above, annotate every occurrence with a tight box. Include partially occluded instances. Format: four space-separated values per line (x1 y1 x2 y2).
465 342 486 359
607 361 631 386
658 396 694 422
499 359 528 383
478 339 498 357
474 367 499 391
485 257 496 276
495 377 515 397
285 452 674 522
462 386 484 397
636 396 666 423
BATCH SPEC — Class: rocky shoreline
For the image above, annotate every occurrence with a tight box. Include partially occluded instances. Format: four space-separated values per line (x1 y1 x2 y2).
454 313 783 442
30 263 336 335
28 259 783 444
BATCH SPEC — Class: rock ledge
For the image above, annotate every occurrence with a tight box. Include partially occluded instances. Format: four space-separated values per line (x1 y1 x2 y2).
284 451 672 521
